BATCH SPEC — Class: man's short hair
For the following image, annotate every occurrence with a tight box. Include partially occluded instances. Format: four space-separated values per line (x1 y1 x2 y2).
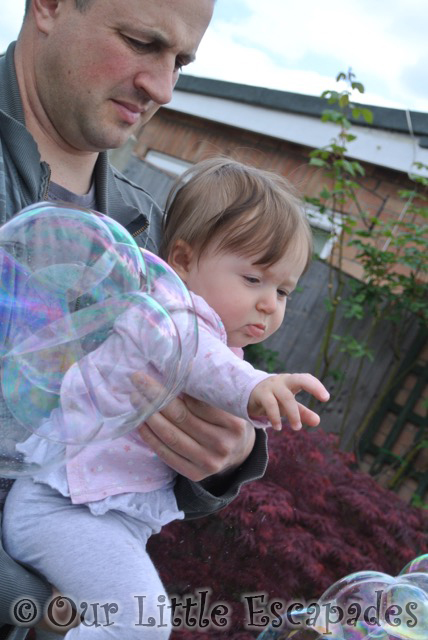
25 0 94 15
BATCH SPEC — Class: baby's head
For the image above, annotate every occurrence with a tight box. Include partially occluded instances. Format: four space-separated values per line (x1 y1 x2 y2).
161 157 312 347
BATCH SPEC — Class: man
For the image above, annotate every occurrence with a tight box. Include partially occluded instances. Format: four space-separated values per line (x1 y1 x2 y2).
0 0 268 634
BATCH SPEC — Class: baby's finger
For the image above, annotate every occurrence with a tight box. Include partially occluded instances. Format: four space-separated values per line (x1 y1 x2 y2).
288 374 330 402
297 402 321 428
261 393 283 431
274 389 302 431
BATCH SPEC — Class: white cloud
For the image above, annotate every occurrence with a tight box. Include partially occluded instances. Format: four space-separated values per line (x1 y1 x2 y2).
187 0 428 111
0 0 25 51
189 12 428 111
241 0 425 74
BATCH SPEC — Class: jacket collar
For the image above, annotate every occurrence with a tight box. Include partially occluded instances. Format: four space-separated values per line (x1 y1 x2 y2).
0 42 25 124
0 42 48 203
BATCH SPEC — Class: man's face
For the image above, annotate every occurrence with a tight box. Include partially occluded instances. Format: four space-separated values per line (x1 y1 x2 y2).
33 0 214 152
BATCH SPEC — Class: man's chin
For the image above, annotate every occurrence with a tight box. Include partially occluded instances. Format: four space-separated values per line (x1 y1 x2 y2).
92 126 137 152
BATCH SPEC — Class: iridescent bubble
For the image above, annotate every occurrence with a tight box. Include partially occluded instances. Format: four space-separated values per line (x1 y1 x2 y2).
143 250 198 400
312 571 395 638
254 560 428 640
256 557 428 640
256 625 323 639
0 203 197 476
400 556 428 576
380 576 428 640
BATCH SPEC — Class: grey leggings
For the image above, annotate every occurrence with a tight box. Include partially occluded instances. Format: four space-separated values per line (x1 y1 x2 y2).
2 479 172 639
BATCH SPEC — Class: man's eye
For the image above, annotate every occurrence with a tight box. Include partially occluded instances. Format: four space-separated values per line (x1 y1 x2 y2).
123 35 152 52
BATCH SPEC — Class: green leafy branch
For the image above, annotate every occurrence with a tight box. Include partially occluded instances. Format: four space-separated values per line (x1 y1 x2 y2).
307 69 428 453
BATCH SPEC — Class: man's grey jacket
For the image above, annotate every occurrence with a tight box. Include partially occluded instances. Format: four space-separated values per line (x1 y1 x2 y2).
0 41 268 521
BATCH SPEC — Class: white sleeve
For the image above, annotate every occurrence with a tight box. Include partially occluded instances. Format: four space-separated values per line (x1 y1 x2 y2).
183 315 272 425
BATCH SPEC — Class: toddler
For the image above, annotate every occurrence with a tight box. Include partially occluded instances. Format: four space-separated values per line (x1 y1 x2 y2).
3 158 329 639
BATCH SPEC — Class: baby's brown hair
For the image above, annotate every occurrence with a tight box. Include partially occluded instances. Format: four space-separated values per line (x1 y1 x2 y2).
160 157 312 269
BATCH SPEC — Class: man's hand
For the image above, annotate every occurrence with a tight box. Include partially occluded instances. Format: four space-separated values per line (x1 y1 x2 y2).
137 395 256 483
249 373 330 431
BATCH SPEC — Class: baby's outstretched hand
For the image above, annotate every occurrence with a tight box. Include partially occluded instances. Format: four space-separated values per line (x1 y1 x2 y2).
248 373 330 431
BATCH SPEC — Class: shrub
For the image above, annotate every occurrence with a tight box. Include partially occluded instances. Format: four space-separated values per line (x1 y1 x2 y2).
148 427 428 639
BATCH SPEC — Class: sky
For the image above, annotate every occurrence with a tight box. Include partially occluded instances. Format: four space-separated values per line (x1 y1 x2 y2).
1 0 428 113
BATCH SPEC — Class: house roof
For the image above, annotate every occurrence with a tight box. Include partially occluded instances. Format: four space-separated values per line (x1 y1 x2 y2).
167 75 428 176
176 75 428 147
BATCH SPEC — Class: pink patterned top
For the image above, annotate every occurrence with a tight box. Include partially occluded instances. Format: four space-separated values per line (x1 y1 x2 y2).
23 293 271 504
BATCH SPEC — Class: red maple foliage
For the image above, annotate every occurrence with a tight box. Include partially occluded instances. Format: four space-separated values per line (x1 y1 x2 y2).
147 428 428 640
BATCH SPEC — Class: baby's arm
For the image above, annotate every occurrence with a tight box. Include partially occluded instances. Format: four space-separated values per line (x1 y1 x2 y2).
182 297 330 429
248 373 330 431
58 302 175 440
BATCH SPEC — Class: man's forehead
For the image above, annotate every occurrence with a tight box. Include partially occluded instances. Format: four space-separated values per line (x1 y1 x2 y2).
133 0 215 20
120 0 214 45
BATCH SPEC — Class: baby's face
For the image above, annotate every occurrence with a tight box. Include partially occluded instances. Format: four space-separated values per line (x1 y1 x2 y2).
183 243 308 348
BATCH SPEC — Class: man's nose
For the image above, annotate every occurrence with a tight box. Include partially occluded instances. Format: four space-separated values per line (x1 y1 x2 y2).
134 60 176 106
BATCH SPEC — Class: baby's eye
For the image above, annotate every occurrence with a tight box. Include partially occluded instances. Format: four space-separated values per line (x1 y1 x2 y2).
277 289 289 299
243 276 260 284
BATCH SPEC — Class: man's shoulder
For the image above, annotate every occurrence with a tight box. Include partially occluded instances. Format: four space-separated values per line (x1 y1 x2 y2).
110 165 162 212
107 163 164 253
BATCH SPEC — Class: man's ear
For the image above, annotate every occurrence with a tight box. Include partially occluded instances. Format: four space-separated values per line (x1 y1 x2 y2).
168 239 195 282
31 0 62 34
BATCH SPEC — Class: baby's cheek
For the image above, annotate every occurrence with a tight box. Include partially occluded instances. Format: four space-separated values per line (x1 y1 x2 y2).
268 316 284 338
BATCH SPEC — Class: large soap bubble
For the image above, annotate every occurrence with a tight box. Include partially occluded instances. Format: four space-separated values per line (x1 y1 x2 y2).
0 203 197 477
400 556 428 576
142 250 198 402
256 555 428 640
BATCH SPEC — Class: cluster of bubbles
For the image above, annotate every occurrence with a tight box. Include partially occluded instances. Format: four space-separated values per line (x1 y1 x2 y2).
0 203 197 477
257 555 428 640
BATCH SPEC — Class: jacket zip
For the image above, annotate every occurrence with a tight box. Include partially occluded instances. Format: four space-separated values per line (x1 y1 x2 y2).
131 221 148 237
42 165 52 200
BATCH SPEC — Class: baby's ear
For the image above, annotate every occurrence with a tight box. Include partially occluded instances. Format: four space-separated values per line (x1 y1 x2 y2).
168 239 194 282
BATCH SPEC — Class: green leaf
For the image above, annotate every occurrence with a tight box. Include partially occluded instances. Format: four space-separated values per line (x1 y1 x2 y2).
324 298 334 312
320 187 331 200
321 90 333 100
361 108 374 124
310 158 327 168
330 369 345 382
